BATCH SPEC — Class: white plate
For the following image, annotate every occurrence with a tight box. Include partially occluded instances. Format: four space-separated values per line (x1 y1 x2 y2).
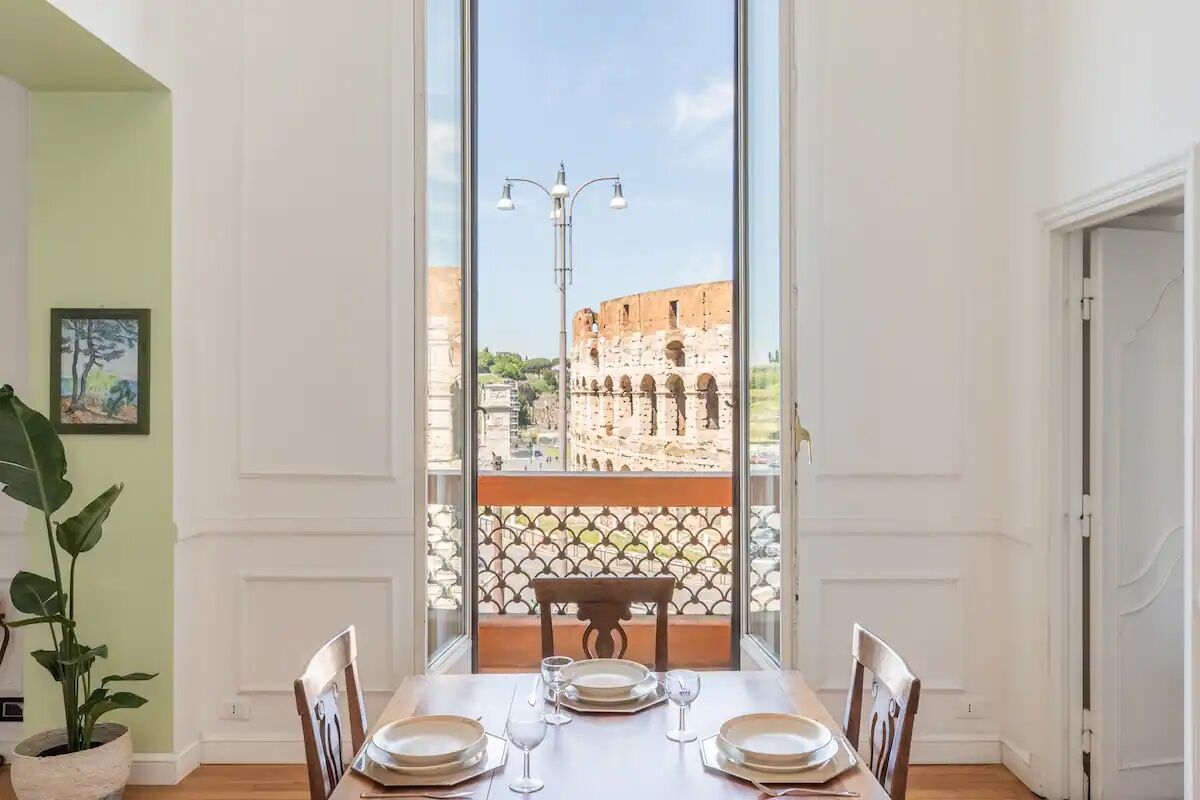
366 742 486 776
717 713 833 769
558 680 668 714
700 734 858 785
566 658 649 699
555 674 659 705
370 715 486 766
354 733 508 788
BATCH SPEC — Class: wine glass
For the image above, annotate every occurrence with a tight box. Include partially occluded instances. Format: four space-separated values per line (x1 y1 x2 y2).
665 669 701 742
507 697 548 793
540 655 574 726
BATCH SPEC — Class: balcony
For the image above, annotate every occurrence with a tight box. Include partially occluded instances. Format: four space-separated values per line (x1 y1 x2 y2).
426 471 782 671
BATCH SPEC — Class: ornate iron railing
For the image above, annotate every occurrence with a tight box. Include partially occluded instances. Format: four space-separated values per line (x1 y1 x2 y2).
425 472 781 617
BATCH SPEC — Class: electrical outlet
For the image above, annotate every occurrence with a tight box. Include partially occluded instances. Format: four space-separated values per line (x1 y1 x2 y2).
957 695 987 719
221 698 252 721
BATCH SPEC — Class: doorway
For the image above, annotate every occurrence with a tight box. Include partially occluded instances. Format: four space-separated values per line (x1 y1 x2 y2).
1080 203 1185 799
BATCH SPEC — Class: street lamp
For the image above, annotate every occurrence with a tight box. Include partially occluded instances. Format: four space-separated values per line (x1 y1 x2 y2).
496 162 626 471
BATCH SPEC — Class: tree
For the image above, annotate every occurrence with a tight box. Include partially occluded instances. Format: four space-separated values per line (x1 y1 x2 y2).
523 357 554 373
489 352 524 381
64 319 138 411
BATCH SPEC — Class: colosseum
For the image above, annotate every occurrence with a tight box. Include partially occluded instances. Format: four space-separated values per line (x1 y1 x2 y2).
569 280 732 471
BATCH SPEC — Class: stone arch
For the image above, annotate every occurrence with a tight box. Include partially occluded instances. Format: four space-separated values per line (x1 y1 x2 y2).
619 464 631 472
604 459 613 472
698 373 719 430
618 375 634 428
665 339 685 368
589 345 599 367
590 458 600 472
666 374 686 436
639 374 658 436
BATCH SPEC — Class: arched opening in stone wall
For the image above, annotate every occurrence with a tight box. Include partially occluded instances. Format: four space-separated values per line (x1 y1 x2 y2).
666 339 685 367
666 374 686 436
604 459 613 471
589 346 599 367
602 376 614 435
619 375 634 428
619 464 631 472
590 458 600 472
639 375 658 436
698 373 719 430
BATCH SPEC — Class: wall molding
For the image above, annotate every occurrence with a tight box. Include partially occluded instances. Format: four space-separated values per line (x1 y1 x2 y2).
179 516 416 539
1039 153 1188 231
236 572 400 694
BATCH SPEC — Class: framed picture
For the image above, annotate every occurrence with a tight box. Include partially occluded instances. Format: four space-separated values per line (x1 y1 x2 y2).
50 308 150 435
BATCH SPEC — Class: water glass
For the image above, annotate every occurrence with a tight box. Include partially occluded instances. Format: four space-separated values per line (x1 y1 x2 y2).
507 698 548 793
665 669 701 742
540 655 574 725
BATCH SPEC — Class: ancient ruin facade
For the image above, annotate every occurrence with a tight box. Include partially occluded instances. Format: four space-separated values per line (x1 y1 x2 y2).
426 266 463 470
569 280 733 471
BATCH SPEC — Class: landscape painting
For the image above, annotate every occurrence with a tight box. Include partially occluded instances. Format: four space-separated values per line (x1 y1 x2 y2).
50 308 150 434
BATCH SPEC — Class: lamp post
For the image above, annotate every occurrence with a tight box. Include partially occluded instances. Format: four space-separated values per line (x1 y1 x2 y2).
497 163 626 470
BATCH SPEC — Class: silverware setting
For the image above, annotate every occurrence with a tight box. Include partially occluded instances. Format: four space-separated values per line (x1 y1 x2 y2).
525 675 541 706
359 792 473 799
750 781 859 798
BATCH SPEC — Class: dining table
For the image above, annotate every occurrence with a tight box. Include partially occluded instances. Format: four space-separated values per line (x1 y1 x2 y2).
332 669 889 799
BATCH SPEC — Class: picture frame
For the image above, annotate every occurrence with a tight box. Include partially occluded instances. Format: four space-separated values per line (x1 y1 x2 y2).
49 308 150 435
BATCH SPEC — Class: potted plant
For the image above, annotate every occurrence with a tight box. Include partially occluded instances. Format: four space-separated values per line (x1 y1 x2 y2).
0 385 156 799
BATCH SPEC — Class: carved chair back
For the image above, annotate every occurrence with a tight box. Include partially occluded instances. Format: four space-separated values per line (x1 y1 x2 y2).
294 626 368 800
842 624 920 800
531 576 675 671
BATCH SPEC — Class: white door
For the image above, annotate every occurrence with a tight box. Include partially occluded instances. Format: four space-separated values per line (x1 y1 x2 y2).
1092 227 1185 799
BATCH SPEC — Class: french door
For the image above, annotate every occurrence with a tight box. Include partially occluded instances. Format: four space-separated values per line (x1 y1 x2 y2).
420 0 795 673
736 0 795 669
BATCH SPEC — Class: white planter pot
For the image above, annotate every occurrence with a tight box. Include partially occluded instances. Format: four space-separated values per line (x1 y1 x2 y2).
10 723 132 800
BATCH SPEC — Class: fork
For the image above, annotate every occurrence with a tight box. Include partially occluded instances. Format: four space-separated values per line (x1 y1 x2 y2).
750 780 859 798
359 792 473 799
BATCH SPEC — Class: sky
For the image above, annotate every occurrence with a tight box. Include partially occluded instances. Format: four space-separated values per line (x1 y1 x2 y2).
427 0 778 363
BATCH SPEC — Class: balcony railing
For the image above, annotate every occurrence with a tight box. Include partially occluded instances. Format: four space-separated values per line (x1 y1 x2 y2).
426 471 782 619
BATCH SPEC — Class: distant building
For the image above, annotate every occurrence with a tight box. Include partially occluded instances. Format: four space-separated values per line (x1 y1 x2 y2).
427 266 463 470
532 391 562 431
569 280 733 471
479 380 518 465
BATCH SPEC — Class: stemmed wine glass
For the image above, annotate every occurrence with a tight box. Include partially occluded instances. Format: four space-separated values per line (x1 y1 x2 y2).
540 655 574 726
665 669 701 742
507 695 548 793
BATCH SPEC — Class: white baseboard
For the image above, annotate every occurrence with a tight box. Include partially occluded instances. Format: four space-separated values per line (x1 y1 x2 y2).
128 740 203 785
1000 737 1042 795
909 733 1002 764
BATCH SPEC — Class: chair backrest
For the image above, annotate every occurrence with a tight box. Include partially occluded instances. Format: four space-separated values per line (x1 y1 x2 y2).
293 626 369 800
842 624 921 800
531 576 675 671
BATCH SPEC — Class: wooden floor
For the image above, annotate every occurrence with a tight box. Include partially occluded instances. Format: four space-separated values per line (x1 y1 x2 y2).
1 763 1038 799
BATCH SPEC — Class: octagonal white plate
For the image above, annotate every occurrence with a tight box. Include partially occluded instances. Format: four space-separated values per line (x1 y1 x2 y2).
700 734 856 785
556 679 667 713
353 733 508 788
370 715 486 766
551 673 659 706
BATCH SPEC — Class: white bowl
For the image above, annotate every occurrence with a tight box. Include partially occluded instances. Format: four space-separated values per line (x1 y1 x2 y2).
717 713 833 769
566 659 650 699
371 715 487 767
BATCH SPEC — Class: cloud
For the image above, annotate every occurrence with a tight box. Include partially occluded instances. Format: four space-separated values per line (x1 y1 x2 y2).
670 79 734 165
672 79 734 133
427 120 460 184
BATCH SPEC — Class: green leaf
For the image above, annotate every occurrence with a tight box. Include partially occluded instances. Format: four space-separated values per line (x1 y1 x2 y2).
6 614 74 629
83 691 148 724
30 648 63 682
59 644 108 665
0 386 72 513
9 572 65 616
101 672 157 686
56 483 123 556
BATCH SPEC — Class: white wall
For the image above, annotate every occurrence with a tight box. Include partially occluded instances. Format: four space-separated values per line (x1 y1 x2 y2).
170 0 419 763
0 74 29 758
791 0 1022 767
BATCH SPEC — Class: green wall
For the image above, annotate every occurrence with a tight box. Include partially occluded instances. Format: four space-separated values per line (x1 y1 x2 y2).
24 92 173 752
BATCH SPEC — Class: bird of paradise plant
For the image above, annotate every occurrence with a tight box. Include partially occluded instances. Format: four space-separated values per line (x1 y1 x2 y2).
0 385 155 752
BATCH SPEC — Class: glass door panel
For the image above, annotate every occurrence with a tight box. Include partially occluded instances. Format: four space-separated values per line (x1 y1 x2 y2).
424 0 469 666
741 0 788 666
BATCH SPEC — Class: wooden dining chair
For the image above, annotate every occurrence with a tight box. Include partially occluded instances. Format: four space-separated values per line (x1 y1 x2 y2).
531 575 676 671
842 624 921 800
294 626 369 800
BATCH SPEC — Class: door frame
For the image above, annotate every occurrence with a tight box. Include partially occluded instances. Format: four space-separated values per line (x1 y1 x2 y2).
1041 153 1195 799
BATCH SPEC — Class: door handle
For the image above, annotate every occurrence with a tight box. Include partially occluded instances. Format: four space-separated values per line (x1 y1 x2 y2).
792 405 812 465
